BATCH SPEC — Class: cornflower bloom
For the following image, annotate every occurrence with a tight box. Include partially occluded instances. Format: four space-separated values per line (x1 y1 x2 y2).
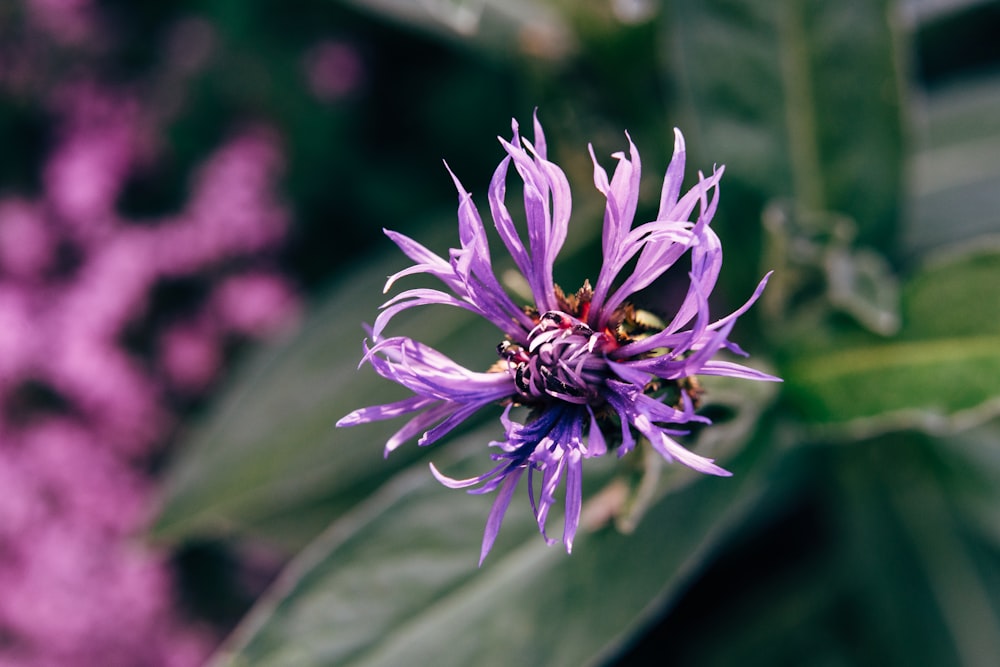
338 115 778 564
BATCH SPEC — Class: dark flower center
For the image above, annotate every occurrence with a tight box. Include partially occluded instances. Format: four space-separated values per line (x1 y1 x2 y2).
499 311 617 405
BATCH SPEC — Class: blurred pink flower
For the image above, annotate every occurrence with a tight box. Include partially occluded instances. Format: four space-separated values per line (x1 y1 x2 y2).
26 0 97 45
160 320 223 393
0 287 36 388
303 39 365 102
0 81 300 666
0 200 56 280
152 129 289 275
213 272 301 336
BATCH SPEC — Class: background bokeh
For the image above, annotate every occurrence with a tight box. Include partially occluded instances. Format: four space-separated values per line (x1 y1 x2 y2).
2 0 1000 665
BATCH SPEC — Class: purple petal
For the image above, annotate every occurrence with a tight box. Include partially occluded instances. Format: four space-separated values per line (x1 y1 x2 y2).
372 288 477 341
532 451 565 545
380 224 533 340
657 128 687 219
708 271 772 332
632 413 731 477
676 317 737 375
494 125 572 314
614 265 714 362
588 135 645 321
445 162 531 324
585 406 607 458
429 459 508 489
479 467 525 565
698 360 782 382
488 156 532 280
562 448 584 553
531 109 547 159
336 394 438 428
631 392 701 426
382 229 456 293
590 162 725 329
666 165 724 227
606 359 652 388
384 401 460 456
416 402 488 447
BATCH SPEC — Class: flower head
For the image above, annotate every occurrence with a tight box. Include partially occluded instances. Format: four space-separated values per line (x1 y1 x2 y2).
338 114 778 564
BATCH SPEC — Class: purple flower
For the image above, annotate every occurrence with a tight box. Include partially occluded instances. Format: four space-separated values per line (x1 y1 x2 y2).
338 114 779 564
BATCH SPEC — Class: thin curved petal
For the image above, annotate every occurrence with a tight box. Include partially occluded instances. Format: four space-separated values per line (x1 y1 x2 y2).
430 459 508 489
698 359 782 382
632 413 730 477
384 401 459 456
335 394 437 428
372 288 478 341
491 117 572 314
598 169 724 324
588 134 642 316
382 229 457 293
479 467 525 566
363 337 514 403
708 272 773 332
585 406 607 458
658 128 687 219
562 447 584 553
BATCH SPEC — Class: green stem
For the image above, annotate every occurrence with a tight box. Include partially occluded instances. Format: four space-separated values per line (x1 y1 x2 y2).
779 0 825 210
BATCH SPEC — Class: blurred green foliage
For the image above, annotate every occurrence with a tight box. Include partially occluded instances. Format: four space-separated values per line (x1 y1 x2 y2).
89 0 1000 664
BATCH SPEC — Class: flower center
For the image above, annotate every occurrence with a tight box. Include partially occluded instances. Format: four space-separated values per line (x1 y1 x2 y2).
498 311 616 405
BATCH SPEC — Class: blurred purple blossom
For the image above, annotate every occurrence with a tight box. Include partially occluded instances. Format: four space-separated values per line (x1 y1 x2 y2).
303 39 365 102
339 115 778 564
25 0 98 46
0 78 300 666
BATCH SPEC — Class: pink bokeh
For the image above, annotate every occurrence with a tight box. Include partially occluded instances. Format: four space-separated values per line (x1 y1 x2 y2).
0 78 300 666
303 39 365 102
25 0 98 46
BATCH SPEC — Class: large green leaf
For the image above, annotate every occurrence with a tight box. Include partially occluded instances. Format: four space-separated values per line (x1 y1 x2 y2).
151 222 500 548
664 0 904 250
783 245 1000 430
928 420 1000 554
663 431 1000 665
205 374 779 667
906 72 1000 256
833 432 1000 666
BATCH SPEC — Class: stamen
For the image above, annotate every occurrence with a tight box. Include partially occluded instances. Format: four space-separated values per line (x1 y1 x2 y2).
499 310 615 405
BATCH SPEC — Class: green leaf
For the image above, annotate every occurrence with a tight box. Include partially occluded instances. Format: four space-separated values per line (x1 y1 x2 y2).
655 430 1000 665
930 420 1000 553
783 245 1000 430
151 223 499 548
664 0 904 249
335 0 576 62
205 378 778 667
907 73 1000 256
840 434 1000 666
